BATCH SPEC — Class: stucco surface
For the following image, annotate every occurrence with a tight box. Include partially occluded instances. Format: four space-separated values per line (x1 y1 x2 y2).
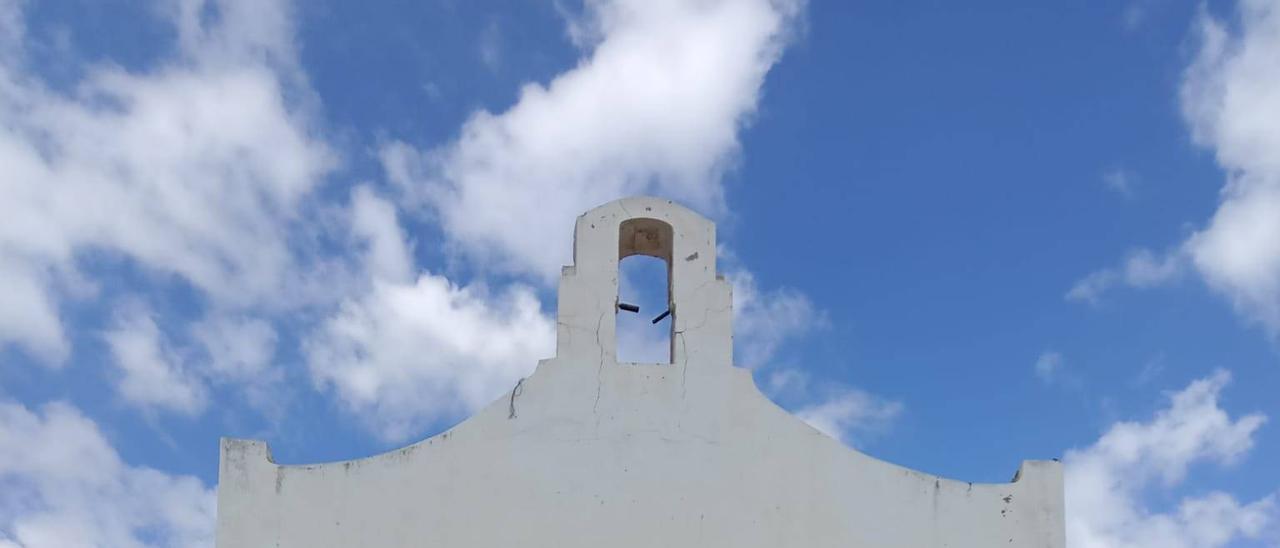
217 197 1065 547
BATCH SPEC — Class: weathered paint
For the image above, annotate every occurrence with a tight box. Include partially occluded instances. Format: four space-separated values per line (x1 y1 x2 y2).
217 197 1065 547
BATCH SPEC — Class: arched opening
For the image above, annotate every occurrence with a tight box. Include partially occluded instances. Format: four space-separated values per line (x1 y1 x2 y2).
616 218 673 364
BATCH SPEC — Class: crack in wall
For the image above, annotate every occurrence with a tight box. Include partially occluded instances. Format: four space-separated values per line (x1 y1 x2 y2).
592 310 607 421
508 378 526 419
677 331 689 400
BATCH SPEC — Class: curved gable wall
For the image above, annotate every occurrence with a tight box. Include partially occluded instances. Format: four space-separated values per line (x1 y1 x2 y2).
217 197 1065 547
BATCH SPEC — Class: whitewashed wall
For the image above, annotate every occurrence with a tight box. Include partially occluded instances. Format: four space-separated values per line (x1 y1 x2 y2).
217 197 1065 547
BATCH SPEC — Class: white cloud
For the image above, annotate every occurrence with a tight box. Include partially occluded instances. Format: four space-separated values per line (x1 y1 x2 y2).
1070 0 1280 338
1065 370 1277 548
382 0 804 280
1035 351 1064 383
103 304 207 416
1182 0 1280 180
306 188 555 441
791 385 901 447
165 0 300 69
3 0 817 443
0 0 334 366
765 368 901 447
0 264 66 365
1180 0 1280 336
727 268 822 369
191 315 278 382
1066 248 1184 304
1103 167 1139 197
189 313 283 415
99 302 285 417
722 258 881 446
306 274 556 441
794 390 902 446
350 185 415 285
0 400 214 548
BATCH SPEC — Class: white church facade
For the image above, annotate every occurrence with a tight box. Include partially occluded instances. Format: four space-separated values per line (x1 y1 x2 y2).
216 197 1065 547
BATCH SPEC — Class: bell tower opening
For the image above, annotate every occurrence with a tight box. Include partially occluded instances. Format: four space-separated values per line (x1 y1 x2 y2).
616 218 674 364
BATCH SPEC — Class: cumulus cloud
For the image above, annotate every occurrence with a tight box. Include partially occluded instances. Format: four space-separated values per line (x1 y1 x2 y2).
1066 248 1184 304
189 313 284 414
97 302 284 416
722 256 889 446
307 275 556 441
306 188 555 441
1065 370 1277 547
103 304 208 416
0 0 334 366
191 315 278 383
3 0 818 445
727 268 822 369
766 369 902 447
1180 0 1280 336
349 186 415 286
1069 0 1280 338
0 400 214 548
794 388 902 447
382 0 804 280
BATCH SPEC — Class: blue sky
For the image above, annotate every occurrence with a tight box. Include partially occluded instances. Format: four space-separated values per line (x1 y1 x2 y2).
1 0 1278 546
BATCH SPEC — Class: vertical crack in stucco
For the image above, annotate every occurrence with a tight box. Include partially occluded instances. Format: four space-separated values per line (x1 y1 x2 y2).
508 378 525 419
593 310 607 418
